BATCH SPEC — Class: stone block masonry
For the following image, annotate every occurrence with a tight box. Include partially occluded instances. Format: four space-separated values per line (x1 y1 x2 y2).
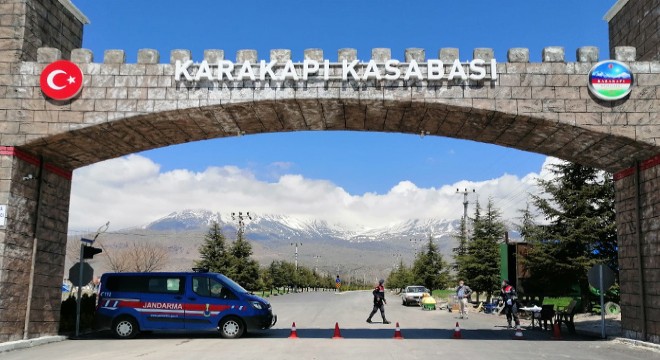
607 0 660 61
1 45 659 175
0 0 659 344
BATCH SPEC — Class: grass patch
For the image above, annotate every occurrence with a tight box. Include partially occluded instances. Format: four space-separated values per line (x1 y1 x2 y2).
542 297 574 309
432 289 454 299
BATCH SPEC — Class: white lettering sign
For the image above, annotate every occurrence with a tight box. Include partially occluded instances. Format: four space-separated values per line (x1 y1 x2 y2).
174 59 498 82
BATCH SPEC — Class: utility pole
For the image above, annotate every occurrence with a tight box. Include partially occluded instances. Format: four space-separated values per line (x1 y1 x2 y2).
456 188 476 240
290 242 302 270
231 211 252 239
313 255 321 273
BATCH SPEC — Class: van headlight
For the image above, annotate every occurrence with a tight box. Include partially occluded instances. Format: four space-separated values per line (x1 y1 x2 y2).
250 301 264 310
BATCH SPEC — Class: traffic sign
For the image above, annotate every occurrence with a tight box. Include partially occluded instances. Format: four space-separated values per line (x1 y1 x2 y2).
588 264 615 291
82 246 102 259
69 262 93 287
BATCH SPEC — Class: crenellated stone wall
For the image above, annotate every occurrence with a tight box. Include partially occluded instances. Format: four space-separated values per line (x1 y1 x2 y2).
0 0 659 344
1 45 658 174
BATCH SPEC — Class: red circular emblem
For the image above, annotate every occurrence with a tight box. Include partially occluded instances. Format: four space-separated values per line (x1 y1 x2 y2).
39 60 84 101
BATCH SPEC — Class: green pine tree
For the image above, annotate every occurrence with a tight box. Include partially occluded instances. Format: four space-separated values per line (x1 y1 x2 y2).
463 198 505 301
452 217 469 282
195 222 232 274
228 228 260 291
522 161 617 309
412 234 450 292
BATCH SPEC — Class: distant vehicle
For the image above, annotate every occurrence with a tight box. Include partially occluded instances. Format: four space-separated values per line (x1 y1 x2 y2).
94 269 276 339
401 285 429 306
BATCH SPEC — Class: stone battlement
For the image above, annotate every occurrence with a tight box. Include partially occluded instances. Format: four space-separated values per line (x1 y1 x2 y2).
34 46 639 65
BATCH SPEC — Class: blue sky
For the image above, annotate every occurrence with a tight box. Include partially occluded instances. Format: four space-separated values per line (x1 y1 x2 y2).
68 0 617 232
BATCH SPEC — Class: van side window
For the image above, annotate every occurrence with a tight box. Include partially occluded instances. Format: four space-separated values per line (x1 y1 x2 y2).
148 277 183 294
193 276 236 299
104 276 184 294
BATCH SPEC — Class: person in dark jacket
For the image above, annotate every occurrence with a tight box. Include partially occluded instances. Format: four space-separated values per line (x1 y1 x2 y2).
366 279 390 324
500 279 520 329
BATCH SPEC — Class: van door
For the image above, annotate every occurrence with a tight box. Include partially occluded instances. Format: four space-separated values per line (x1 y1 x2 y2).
186 275 237 330
138 275 186 330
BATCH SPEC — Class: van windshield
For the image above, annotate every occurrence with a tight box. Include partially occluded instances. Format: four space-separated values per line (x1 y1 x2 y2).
218 275 249 294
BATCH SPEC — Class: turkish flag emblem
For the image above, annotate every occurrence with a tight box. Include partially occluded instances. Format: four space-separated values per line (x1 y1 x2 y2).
39 60 84 101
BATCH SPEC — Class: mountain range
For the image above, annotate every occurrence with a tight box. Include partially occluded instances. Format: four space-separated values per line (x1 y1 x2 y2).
73 209 469 281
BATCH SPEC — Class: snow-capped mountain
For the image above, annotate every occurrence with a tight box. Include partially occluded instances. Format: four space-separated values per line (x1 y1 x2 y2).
144 209 460 245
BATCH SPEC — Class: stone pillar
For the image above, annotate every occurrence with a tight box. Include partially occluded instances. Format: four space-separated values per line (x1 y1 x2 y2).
0 148 72 342
607 0 659 61
614 156 660 344
0 0 86 63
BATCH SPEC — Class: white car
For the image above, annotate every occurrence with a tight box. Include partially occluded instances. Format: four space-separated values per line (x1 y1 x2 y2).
401 285 429 306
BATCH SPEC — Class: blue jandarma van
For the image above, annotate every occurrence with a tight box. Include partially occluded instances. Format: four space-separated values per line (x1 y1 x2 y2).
94 269 276 338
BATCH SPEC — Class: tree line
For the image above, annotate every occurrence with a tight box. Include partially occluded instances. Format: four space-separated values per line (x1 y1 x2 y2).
453 161 617 307
195 222 340 292
88 160 617 310
389 161 617 310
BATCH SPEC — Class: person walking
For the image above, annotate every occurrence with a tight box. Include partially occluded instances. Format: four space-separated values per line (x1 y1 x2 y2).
500 279 520 329
366 279 390 324
456 279 472 319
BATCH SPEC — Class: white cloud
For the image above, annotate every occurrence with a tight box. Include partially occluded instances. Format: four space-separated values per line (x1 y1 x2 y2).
69 155 561 232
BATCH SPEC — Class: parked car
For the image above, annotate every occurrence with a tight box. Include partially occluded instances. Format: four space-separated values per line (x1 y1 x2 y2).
401 285 429 306
94 269 276 339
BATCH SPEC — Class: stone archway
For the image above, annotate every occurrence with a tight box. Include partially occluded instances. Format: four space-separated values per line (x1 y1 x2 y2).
0 0 658 343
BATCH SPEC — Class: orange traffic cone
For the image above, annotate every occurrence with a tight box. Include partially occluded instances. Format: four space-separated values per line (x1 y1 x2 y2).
393 322 404 339
513 324 524 340
332 322 343 339
288 322 299 339
551 322 562 340
452 322 462 339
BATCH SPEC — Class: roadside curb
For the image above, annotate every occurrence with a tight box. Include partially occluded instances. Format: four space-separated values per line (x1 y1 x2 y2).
0 336 67 353
612 337 660 352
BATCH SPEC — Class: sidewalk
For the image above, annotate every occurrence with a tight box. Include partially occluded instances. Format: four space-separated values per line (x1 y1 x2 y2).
572 313 660 352
572 313 622 338
0 336 66 353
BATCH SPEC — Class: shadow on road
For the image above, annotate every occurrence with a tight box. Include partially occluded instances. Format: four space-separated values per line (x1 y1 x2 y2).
72 327 599 341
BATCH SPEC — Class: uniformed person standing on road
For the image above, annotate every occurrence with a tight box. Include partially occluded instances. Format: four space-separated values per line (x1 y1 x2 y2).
366 279 391 324
501 279 521 329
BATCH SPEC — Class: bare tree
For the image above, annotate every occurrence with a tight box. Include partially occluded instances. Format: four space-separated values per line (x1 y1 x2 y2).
98 240 169 273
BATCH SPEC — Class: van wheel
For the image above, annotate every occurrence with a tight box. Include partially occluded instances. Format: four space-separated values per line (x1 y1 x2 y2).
112 316 139 339
219 317 244 339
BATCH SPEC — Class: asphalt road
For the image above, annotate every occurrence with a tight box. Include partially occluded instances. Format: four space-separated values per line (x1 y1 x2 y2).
3 291 657 360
